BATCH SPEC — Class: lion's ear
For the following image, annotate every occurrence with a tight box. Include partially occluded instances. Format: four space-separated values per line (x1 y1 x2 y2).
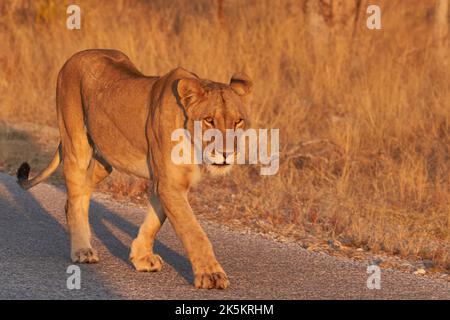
176 78 205 108
230 73 253 97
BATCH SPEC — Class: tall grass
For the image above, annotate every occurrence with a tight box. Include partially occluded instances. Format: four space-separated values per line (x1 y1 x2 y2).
0 0 448 269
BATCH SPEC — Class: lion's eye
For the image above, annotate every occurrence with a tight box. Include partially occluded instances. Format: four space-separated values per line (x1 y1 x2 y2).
204 117 214 126
235 118 244 126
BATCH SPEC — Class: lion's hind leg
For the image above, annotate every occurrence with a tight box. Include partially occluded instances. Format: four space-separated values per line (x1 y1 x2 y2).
57 58 112 263
63 149 98 263
64 152 112 263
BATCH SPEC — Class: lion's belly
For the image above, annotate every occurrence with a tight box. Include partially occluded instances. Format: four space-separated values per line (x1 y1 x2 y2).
85 84 153 179
92 133 150 179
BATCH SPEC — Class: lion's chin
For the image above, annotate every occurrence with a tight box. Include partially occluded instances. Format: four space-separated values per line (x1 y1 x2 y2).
206 163 233 176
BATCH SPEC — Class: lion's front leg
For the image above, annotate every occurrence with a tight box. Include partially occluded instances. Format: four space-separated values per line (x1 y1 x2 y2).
130 195 166 272
158 184 229 289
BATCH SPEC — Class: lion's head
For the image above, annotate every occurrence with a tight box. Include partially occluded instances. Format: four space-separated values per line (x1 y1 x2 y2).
175 73 253 175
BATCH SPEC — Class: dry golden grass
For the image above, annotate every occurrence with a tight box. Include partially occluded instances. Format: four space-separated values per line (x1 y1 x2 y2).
0 0 448 270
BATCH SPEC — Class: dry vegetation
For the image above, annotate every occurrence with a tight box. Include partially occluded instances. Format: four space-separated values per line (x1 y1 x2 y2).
0 0 449 271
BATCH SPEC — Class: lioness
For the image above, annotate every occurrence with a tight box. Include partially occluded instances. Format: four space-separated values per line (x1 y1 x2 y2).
17 49 252 289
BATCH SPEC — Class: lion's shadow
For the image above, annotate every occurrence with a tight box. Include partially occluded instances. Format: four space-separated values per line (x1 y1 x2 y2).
0 171 193 289
88 199 194 283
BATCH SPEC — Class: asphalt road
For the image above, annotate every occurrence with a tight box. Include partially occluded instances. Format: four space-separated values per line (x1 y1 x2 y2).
0 173 448 299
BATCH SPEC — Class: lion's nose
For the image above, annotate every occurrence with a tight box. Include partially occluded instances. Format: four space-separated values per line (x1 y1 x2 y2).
223 151 234 159
222 151 234 163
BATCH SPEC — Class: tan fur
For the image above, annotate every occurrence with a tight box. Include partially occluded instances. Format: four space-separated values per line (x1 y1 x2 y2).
18 49 252 289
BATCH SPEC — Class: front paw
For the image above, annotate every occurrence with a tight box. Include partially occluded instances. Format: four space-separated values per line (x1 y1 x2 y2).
194 272 229 289
71 248 99 263
130 239 163 272
131 253 163 272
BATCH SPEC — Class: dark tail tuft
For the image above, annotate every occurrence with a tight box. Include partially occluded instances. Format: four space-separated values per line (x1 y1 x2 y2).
17 162 30 184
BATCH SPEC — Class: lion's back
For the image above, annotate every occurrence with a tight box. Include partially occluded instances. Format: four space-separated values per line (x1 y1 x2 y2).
65 49 131 68
57 49 142 86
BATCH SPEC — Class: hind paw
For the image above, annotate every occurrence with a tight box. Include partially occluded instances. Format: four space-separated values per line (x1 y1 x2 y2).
71 248 99 263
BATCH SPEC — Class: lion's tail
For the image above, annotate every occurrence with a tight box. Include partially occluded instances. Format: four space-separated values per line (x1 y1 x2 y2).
17 143 62 190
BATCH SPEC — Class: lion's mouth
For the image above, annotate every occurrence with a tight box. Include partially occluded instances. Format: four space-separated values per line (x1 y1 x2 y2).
211 163 230 168
207 163 233 176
